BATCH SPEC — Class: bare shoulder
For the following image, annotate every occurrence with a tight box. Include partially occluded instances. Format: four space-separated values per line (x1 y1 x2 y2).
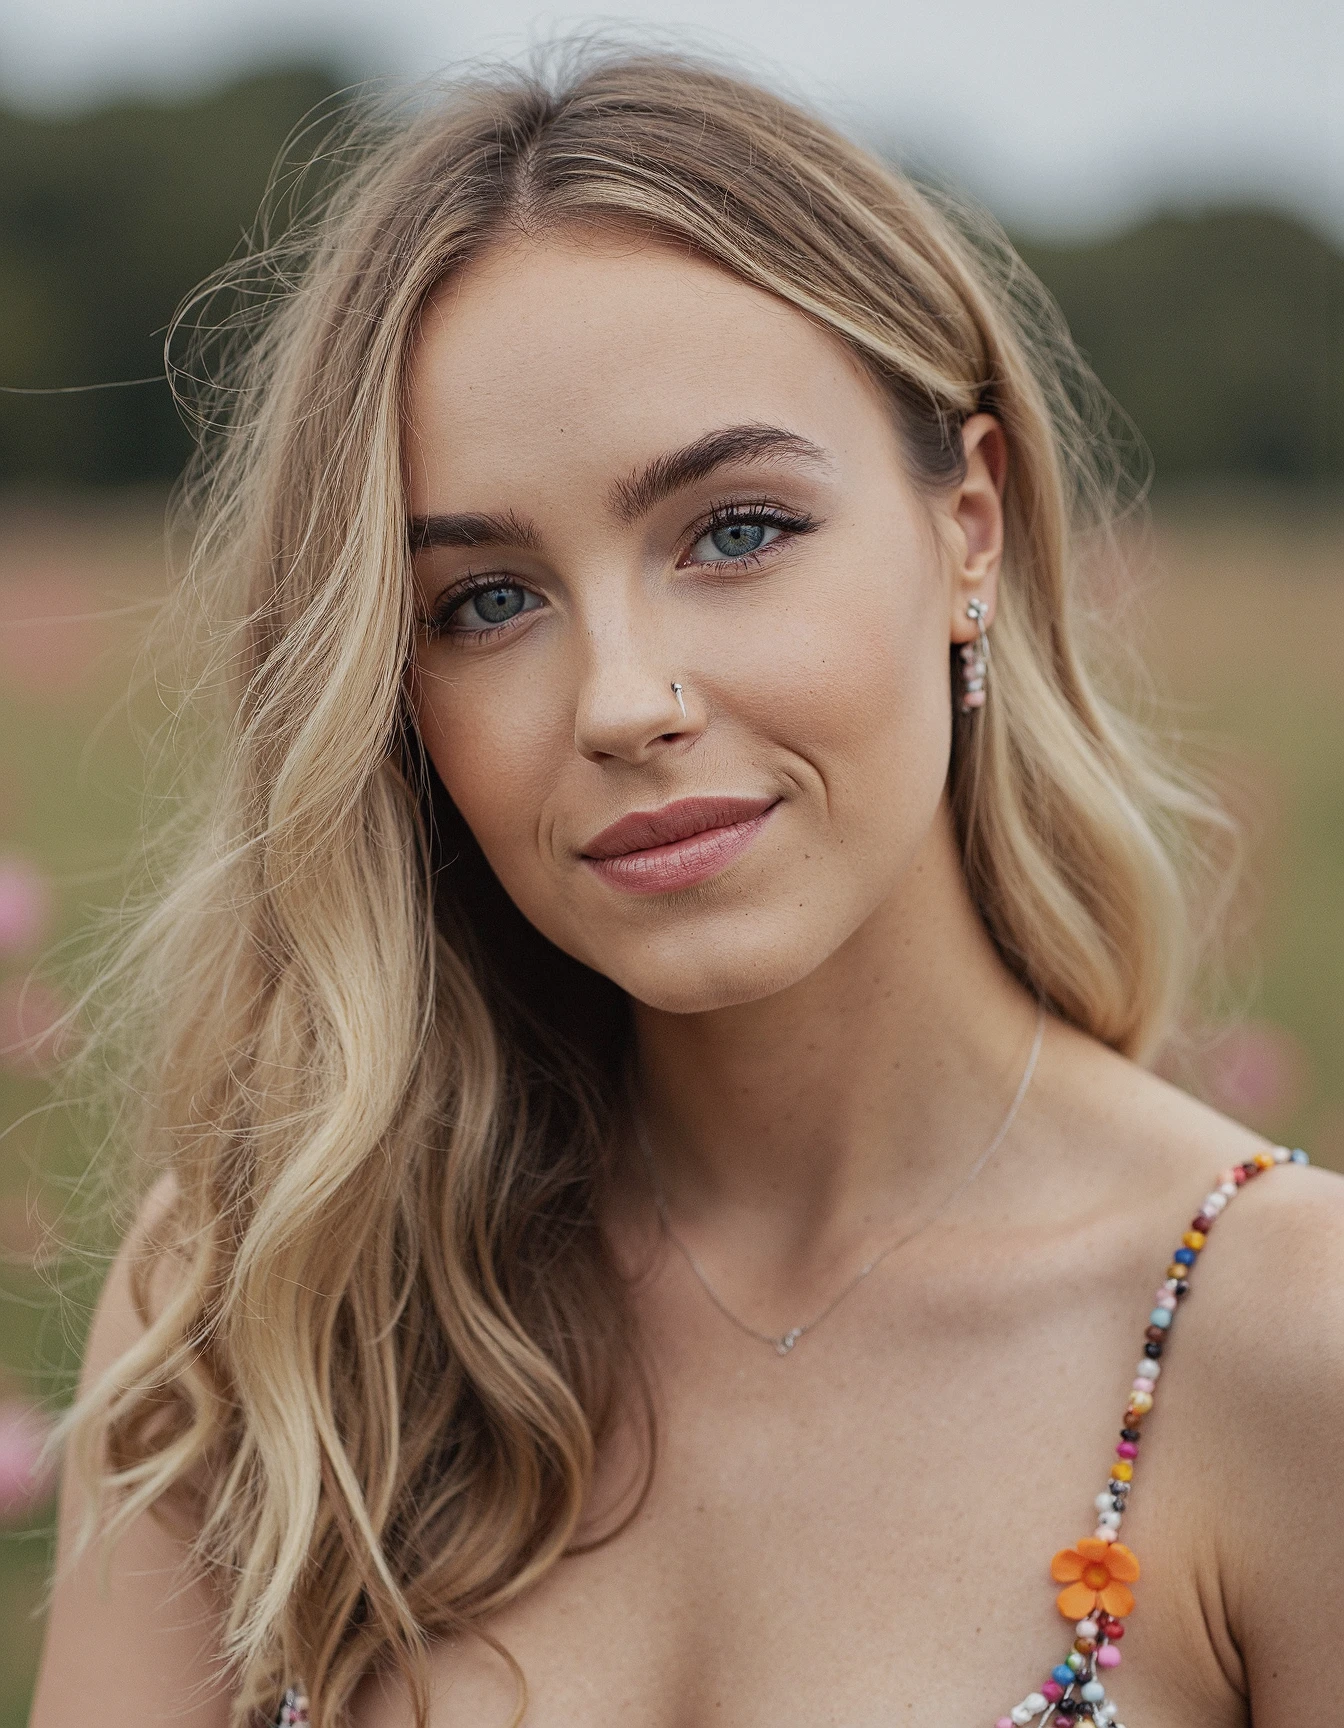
28 1169 233 1728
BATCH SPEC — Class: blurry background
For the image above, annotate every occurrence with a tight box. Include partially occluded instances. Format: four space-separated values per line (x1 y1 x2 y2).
0 2 1339 1716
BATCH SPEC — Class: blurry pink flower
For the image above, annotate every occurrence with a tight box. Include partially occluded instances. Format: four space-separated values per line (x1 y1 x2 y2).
0 1398 56 1518
1203 1021 1307 1131
0 976 67 1074
0 855 53 957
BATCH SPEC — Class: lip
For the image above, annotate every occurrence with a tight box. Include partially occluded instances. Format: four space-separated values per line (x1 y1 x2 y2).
580 795 779 895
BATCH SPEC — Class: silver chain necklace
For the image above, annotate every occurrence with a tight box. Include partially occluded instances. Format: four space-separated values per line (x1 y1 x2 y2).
632 1004 1046 1356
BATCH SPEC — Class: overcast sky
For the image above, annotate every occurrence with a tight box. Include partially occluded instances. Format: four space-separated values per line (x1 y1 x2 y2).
1 0 1339 240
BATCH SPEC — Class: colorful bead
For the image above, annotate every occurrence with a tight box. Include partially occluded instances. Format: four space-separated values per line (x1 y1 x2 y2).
996 1155 1308 1728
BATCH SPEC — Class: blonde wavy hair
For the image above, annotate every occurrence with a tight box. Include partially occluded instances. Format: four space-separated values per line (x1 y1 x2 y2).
60 47 1226 1728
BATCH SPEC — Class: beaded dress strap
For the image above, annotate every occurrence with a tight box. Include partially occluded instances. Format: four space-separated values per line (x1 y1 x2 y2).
993 1144 1310 1728
272 1146 1310 1728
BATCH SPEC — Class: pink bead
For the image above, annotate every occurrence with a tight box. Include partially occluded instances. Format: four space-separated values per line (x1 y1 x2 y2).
996 1718 1014 1727
963 690 986 708
1116 1441 1138 1458
1132 1377 1155 1393
1096 1645 1121 1668
1155 1292 1177 1310
1042 1681 1064 1702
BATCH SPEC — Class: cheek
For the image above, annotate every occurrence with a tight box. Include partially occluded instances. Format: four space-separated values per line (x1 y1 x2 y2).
413 664 559 883
718 556 953 854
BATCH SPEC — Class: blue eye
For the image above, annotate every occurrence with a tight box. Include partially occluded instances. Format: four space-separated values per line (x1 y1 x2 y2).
710 522 766 557
692 518 786 563
441 582 542 634
471 586 526 623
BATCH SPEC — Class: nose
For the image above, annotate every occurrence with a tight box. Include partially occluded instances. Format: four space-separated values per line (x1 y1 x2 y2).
572 621 703 764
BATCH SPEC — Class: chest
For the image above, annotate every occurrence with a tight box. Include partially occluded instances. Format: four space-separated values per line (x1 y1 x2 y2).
359 1247 1244 1728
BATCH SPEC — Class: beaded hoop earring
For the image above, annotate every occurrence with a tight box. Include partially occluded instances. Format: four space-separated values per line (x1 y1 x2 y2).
959 597 989 714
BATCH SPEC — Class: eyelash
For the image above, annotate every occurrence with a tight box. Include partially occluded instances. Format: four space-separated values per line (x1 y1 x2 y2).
422 499 818 642
683 500 817 569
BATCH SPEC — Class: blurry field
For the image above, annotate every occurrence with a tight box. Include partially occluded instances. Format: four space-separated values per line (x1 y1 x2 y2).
0 490 1341 1719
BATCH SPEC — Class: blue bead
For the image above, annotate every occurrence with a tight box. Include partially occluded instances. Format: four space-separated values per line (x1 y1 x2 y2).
1291 1148 1310 1164
1148 1307 1173 1328
1173 1247 1196 1265
1052 1665 1074 1686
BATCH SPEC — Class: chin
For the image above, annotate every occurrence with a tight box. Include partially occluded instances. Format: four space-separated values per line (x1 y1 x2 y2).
588 917 845 1016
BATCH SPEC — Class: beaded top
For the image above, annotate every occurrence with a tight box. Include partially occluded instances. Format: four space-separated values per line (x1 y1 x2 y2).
273 1145 1309 1728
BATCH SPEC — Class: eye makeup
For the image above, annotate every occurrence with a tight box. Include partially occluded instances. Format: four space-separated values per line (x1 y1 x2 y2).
418 496 821 643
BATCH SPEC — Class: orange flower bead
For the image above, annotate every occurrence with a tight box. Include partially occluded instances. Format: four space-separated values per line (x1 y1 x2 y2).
1051 1537 1141 1619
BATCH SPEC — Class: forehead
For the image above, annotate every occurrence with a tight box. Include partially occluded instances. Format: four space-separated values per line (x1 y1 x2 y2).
403 233 896 511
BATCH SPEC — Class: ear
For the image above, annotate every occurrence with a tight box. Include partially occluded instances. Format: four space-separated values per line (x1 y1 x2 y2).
942 412 1007 644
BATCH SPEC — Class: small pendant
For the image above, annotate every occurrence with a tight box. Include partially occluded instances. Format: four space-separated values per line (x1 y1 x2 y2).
775 1328 803 1355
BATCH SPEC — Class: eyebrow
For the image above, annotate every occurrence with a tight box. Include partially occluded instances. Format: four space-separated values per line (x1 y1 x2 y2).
608 423 830 523
407 424 830 553
408 507 542 553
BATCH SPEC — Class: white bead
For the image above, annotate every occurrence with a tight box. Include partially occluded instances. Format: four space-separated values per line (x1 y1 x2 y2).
1011 1706 1034 1725
1094 1524 1118 1542
1075 1617 1100 1638
1095 1490 1115 1511
1023 1694 1047 1713
1081 1680 1106 1703
1099 1508 1122 1528
1137 1357 1162 1378
1218 1181 1237 1197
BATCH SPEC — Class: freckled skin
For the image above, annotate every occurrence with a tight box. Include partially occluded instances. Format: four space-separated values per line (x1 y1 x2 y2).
406 235 978 1015
29 235 1344 1728
379 235 1344 1728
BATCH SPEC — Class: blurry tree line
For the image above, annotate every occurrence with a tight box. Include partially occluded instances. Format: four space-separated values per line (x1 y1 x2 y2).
0 64 1340 491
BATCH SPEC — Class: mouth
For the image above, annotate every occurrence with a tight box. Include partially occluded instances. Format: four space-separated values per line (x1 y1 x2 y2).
580 794 780 895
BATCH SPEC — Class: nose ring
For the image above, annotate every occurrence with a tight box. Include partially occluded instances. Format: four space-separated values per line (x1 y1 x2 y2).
671 681 687 719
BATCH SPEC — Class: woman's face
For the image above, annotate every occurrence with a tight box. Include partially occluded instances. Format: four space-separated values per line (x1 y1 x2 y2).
405 232 1001 1014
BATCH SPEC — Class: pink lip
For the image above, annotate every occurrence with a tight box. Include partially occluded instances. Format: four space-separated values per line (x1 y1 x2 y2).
581 795 779 895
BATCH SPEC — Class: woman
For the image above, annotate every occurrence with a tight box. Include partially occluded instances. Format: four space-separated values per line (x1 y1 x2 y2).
30 50 1343 1728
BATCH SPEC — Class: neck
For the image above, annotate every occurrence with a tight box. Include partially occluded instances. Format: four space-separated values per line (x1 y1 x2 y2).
627 808 1044 1274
